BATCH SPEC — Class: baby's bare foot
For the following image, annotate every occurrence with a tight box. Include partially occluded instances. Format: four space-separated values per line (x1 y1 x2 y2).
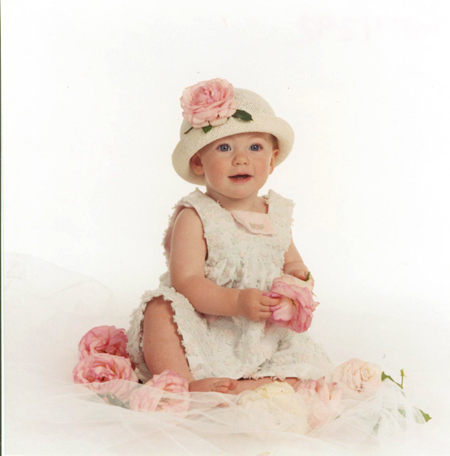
189 377 238 394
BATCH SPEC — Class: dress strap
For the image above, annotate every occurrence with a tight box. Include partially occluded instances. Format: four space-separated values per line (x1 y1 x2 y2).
265 190 295 254
160 188 225 267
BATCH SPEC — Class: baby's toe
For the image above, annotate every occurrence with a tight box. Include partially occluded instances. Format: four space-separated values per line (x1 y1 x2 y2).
212 378 237 394
214 385 231 394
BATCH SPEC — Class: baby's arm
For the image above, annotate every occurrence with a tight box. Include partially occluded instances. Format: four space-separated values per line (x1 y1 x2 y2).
169 208 279 321
283 231 311 282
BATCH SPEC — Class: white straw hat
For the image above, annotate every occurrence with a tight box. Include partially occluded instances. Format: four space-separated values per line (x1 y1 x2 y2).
172 80 295 185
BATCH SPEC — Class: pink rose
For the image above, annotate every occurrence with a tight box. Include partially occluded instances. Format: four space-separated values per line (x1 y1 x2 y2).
294 377 342 429
78 325 130 362
129 370 190 414
264 274 318 333
331 358 382 399
73 353 138 401
180 78 238 128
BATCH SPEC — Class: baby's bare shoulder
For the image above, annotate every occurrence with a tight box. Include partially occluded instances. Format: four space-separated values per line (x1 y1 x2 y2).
171 206 206 254
173 206 203 233
170 206 207 282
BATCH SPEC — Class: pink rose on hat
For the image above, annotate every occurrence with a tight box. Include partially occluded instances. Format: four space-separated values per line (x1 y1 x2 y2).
180 78 252 133
264 274 318 333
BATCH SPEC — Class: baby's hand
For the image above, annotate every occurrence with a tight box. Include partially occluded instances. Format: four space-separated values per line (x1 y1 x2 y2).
286 269 314 287
236 289 280 322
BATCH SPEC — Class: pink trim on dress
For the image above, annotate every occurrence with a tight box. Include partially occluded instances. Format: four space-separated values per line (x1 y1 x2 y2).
230 210 277 235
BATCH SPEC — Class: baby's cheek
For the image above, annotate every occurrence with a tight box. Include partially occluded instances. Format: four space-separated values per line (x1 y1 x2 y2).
210 161 227 178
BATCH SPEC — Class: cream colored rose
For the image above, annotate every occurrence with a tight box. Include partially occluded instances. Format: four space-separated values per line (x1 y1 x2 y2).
331 358 382 399
238 382 309 434
254 381 295 399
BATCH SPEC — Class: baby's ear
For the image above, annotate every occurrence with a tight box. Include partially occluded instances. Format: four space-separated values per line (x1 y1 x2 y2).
269 149 280 174
190 153 205 176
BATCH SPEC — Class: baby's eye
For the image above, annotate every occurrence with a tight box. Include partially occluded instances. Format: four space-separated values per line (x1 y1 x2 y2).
218 144 231 152
250 144 262 151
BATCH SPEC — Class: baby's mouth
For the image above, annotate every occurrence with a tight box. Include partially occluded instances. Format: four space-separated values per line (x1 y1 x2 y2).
229 174 252 180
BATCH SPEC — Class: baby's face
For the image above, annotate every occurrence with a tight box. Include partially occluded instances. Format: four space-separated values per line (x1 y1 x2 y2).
190 132 279 201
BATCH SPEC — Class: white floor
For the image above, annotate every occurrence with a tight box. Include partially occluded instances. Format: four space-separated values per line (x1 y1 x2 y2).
4 253 449 455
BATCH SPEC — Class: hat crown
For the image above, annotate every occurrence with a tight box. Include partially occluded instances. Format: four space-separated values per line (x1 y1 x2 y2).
179 88 275 138
173 81 295 185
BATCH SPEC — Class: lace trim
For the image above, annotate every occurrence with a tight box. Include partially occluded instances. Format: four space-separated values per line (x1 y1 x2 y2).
127 287 334 382
127 286 213 382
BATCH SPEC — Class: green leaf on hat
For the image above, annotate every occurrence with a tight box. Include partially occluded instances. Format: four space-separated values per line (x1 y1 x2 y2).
202 125 213 133
232 110 253 122
184 127 194 135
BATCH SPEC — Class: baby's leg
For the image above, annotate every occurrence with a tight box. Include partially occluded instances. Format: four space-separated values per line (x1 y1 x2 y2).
230 377 300 395
143 296 237 393
143 295 193 381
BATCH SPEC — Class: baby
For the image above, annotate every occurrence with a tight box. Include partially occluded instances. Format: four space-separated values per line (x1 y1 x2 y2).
127 78 332 394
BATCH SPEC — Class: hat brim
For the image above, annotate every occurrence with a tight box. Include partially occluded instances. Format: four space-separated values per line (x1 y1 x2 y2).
172 114 295 185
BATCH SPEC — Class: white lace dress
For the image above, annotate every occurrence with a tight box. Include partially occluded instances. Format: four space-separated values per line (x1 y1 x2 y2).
127 188 333 382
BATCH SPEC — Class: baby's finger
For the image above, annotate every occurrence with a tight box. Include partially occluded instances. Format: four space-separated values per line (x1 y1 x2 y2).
259 311 273 320
262 296 281 306
295 271 309 281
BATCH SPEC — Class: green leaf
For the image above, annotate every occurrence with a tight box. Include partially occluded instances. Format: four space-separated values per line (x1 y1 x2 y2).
202 125 213 134
232 109 253 122
418 408 432 423
184 127 193 135
381 371 403 389
305 271 311 281
98 393 130 409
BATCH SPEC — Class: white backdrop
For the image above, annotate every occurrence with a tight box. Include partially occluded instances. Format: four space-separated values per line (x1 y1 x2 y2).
3 1 450 454
4 0 450 319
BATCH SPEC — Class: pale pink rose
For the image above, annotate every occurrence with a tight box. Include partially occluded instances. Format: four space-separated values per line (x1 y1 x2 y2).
129 370 190 414
264 274 319 333
331 358 382 399
73 353 139 401
295 376 343 429
180 78 238 128
78 325 130 362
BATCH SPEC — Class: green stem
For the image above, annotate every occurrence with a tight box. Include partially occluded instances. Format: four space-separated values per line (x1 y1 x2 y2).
400 369 406 389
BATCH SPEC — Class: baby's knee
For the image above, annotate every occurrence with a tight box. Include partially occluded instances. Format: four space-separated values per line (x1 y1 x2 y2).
144 295 174 320
142 295 183 352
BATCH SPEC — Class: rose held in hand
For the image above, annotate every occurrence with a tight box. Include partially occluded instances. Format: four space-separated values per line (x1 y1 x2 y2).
264 274 318 333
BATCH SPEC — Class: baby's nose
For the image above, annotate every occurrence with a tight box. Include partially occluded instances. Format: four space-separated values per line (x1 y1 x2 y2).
232 150 249 165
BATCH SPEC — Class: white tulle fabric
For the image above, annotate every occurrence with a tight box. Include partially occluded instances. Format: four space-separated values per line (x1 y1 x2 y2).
5 253 432 455
127 188 333 382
